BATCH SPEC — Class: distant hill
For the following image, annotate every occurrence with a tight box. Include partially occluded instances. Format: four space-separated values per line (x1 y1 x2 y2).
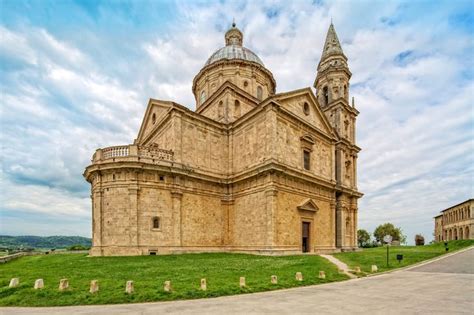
0 235 92 249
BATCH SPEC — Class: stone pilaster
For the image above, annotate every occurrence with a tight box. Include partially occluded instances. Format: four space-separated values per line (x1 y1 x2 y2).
353 206 358 247
265 188 278 247
128 184 139 248
171 190 183 246
330 199 337 248
335 198 345 248
221 199 234 246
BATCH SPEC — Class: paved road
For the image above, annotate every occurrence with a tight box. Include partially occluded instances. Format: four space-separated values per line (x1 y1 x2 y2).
3 248 473 315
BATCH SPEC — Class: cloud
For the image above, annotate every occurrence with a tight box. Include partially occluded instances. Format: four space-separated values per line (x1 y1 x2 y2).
0 0 472 244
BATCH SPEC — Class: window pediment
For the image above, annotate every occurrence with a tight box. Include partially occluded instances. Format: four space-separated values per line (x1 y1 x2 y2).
297 199 319 213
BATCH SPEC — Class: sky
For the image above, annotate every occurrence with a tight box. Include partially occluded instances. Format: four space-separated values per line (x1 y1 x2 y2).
0 0 473 244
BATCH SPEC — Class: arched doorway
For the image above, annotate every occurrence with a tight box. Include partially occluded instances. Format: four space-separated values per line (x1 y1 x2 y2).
454 229 458 240
448 229 452 241
459 228 463 240
465 226 470 239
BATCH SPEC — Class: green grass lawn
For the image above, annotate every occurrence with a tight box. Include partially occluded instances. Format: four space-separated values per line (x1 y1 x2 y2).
335 240 474 274
0 253 347 307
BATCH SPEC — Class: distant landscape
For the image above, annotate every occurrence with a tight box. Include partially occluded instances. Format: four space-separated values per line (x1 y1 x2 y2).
0 235 92 250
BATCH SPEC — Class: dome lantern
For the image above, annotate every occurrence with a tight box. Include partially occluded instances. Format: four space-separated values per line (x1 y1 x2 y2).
225 22 243 46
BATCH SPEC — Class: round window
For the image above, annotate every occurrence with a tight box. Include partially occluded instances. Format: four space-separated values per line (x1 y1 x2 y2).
303 102 310 115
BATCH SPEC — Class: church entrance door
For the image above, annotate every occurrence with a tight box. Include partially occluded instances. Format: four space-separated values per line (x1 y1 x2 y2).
302 222 310 252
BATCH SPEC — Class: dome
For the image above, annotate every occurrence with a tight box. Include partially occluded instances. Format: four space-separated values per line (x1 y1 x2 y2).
204 23 264 67
205 45 264 66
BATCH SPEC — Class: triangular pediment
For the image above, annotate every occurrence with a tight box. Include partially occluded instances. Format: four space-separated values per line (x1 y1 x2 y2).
197 80 260 114
273 88 336 138
297 199 319 212
136 99 173 144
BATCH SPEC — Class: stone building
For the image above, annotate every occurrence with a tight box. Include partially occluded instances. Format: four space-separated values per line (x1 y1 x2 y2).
84 22 363 256
433 199 473 242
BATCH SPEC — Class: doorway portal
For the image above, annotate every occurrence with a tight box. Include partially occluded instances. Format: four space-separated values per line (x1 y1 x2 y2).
302 222 310 253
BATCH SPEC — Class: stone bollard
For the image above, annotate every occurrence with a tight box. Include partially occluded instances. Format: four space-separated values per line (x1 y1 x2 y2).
371 265 378 272
295 272 303 281
318 271 326 279
354 266 361 273
239 277 246 288
34 279 44 289
200 278 207 291
125 280 134 294
164 281 172 292
9 278 19 288
90 280 99 294
59 279 69 291
271 275 278 284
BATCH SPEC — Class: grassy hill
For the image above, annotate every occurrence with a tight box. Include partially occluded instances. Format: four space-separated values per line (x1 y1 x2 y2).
0 235 91 250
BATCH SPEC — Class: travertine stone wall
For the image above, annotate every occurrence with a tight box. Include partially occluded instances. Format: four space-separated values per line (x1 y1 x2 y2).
276 191 335 250
275 117 333 180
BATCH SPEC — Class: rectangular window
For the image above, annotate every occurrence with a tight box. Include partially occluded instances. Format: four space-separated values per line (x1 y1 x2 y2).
303 150 311 170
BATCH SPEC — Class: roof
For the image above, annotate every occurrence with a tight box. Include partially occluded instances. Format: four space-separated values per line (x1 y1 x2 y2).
440 198 474 212
320 23 345 62
205 45 264 66
204 23 264 67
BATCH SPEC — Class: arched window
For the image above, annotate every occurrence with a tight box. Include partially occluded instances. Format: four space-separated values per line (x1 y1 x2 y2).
152 217 160 229
234 100 241 118
323 86 329 105
200 90 206 105
256 86 263 100
152 113 156 124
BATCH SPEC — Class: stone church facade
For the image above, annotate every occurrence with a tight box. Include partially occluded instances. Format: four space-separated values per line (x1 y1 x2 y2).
84 23 363 256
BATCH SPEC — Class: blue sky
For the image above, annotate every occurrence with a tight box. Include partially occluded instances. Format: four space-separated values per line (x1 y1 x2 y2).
1 0 473 244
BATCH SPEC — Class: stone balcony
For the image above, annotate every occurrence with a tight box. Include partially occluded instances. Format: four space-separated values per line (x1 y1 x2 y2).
91 144 174 165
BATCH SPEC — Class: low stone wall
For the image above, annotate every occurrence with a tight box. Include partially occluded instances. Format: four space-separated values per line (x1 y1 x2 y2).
0 250 90 263
0 252 30 263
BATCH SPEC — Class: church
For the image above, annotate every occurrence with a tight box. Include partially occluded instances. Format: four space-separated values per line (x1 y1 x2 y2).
84 22 362 256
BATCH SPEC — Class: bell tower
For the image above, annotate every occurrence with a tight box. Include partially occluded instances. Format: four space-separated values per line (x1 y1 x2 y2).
314 23 361 250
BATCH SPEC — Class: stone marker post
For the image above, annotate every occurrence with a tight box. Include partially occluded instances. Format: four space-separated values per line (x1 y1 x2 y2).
164 281 172 292
371 265 378 272
200 278 207 291
318 271 326 279
239 277 246 288
295 272 303 281
354 266 361 273
59 279 69 291
271 275 278 284
125 280 134 294
34 279 44 289
90 280 99 293
9 278 19 288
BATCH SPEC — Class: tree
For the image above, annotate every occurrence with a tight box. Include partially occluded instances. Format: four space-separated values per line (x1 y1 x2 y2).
373 223 407 244
415 234 425 246
357 229 371 247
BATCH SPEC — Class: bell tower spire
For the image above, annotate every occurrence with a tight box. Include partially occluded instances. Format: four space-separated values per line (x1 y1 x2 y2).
314 23 351 107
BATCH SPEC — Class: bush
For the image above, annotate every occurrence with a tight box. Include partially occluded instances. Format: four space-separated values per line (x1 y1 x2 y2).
415 234 425 246
67 244 90 251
